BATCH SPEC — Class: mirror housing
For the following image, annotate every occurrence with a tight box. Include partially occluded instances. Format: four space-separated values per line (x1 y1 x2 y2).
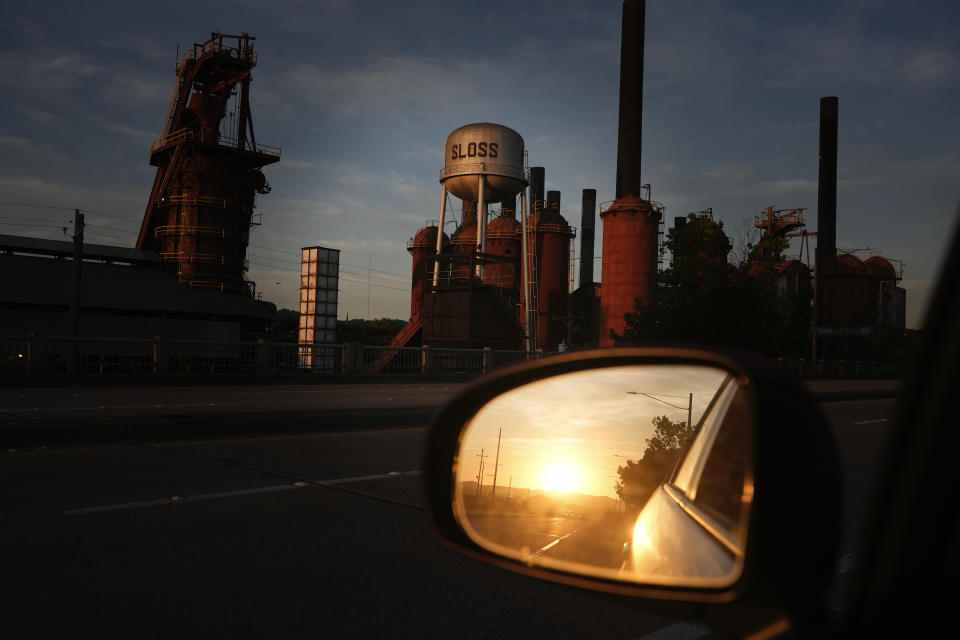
424 348 841 631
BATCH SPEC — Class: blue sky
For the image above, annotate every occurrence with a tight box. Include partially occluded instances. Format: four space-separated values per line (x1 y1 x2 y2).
1 0 957 328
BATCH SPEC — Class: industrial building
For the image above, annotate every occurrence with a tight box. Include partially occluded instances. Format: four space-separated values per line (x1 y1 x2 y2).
0 32 280 347
384 2 903 361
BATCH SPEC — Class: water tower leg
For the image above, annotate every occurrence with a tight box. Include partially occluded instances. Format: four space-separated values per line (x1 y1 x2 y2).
476 174 487 279
520 189 531 352
433 183 447 287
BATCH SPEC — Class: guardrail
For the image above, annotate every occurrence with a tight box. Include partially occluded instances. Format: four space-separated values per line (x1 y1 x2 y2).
0 334 906 379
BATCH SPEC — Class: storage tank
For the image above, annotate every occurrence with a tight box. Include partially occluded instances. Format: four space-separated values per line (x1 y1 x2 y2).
600 195 660 345
485 205 521 292
407 223 448 320
527 194 575 350
441 123 526 203
440 123 527 264
450 204 478 280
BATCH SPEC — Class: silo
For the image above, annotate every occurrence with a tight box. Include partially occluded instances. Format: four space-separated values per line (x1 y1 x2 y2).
407 223 448 320
528 195 575 350
485 204 521 292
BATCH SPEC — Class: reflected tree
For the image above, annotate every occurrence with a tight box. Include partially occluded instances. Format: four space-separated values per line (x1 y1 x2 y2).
615 415 695 510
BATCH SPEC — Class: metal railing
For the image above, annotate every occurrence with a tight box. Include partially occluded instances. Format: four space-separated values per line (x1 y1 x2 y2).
439 163 526 181
0 333 907 379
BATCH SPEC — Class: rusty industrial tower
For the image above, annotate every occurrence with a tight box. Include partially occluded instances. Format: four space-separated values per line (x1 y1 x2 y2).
136 32 280 296
599 0 661 346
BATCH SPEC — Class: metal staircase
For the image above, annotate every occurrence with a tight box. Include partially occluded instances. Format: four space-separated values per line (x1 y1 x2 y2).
365 313 423 373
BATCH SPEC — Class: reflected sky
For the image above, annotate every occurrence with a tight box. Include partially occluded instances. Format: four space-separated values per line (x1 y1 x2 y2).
458 365 729 499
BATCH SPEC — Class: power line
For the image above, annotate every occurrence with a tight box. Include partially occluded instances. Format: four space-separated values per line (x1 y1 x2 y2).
0 222 68 230
0 201 74 211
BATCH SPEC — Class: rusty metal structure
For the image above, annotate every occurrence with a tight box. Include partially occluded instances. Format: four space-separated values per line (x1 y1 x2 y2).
407 222 447 321
528 191 575 350
137 32 279 296
599 0 662 346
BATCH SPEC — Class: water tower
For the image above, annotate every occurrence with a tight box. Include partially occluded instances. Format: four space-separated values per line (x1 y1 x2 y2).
435 123 528 283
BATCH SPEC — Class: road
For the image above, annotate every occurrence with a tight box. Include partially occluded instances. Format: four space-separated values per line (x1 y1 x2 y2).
0 388 896 638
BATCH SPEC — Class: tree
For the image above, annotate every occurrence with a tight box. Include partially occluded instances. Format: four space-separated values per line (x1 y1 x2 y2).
615 414 695 511
611 214 796 356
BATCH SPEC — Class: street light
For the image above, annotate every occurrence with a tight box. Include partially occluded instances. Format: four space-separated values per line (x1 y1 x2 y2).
627 390 693 429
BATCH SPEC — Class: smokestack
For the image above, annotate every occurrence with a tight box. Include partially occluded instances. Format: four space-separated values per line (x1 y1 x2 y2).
530 167 545 213
600 0 659 346
546 190 561 209
579 189 596 287
615 0 645 199
816 96 838 275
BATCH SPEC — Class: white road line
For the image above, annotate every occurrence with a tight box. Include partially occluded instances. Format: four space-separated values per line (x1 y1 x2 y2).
528 524 587 558
316 470 421 486
636 621 713 640
62 470 421 515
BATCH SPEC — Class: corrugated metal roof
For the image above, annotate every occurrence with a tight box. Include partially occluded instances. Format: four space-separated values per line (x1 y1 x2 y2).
0 234 160 265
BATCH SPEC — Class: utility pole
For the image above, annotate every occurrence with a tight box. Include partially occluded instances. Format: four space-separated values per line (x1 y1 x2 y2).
491 427 502 498
507 475 512 501
68 209 84 374
68 209 84 338
475 449 487 498
687 392 692 429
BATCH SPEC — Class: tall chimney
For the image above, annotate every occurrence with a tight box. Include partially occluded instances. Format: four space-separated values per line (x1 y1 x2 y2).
546 190 561 209
579 189 596 286
529 167 545 213
599 0 659 346
816 96 838 274
615 0 645 199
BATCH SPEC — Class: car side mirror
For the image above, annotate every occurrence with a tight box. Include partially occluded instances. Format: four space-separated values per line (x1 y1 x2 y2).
424 348 842 635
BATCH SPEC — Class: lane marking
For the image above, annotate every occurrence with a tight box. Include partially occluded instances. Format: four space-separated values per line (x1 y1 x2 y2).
63 484 299 515
62 470 421 515
316 470 421 486
851 418 888 425
635 621 713 640
528 524 587 558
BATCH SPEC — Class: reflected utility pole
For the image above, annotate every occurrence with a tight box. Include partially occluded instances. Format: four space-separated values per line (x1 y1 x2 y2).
491 427 502 498
627 391 694 428
475 449 487 498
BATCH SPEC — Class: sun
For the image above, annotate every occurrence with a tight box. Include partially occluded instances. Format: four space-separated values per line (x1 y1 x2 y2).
541 463 581 494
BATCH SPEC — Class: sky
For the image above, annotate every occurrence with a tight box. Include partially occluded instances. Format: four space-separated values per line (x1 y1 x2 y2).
459 365 730 499
0 0 957 328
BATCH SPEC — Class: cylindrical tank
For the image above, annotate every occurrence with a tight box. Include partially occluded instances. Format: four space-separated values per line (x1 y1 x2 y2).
450 204 478 280
864 256 896 280
408 224 448 320
441 123 526 203
599 195 661 346
527 200 574 350
486 207 521 291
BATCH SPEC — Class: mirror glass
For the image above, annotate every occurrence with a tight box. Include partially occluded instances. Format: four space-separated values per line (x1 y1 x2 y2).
454 364 754 588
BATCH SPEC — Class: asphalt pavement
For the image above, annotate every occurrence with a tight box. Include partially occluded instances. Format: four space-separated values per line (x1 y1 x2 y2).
0 397 897 638
0 378 900 448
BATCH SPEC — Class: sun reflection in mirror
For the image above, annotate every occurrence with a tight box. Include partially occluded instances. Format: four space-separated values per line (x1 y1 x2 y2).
540 462 581 494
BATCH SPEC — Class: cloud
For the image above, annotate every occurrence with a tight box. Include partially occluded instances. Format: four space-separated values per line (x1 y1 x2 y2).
102 122 155 141
281 55 513 121
0 135 70 164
